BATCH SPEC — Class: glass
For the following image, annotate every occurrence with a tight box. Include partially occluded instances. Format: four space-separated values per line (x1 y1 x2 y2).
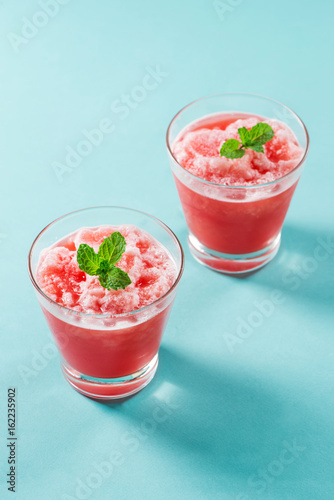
28 207 184 400
166 93 309 274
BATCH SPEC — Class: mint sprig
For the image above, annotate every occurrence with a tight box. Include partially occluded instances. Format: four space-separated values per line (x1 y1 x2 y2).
220 122 274 159
77 232 131 291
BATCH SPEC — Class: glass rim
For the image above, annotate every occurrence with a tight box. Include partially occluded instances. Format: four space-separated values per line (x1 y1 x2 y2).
28 206 185 319
166 92 310 189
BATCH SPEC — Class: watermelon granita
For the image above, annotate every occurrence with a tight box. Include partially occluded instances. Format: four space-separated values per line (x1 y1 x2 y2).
173 114 303 186
30 214 183 399
167 99 308 274
36 225 177 315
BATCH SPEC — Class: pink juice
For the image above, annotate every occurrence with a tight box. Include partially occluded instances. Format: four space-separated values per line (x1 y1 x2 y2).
172 113 304 270
36 225 177 379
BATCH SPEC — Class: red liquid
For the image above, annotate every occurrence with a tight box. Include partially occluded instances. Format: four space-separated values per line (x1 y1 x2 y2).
174 177 297 255
42 304 173 379
173 113 302 258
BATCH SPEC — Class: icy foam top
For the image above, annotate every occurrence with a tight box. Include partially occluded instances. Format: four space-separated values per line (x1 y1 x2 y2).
36 225 177 315
173 116 304 186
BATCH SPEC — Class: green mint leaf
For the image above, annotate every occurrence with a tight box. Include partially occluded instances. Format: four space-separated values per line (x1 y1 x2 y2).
248 122 274 145
220 138 242 159
98 273 109 290
226 149 245 159
98 266 132 291
248 142 264 153
220 122 274 160
77 244 100 275
238 127 250 145
77 231 131 291
96 259 112 275
98 231 125 265
108 232 126 264
97 238 115 263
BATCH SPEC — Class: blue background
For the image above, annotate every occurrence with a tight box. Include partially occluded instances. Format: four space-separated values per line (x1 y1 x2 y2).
0 1 333 499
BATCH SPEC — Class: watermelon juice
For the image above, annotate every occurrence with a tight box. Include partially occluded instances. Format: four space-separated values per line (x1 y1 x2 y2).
28 207 184 399
167 94 309 273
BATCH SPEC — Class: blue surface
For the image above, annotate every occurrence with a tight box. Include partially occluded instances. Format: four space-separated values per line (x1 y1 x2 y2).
0 1 333 499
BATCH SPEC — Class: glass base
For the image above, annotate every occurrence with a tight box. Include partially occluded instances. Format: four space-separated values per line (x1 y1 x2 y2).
188 233 281 275
61 354 159 400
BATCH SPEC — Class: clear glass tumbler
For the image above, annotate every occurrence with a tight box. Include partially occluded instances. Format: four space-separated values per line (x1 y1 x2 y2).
166 93 309 274
28 207 184 400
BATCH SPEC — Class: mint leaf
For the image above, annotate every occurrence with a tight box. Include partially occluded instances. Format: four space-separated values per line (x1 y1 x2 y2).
238 127 250 145
226 149 245 159
99 267 132 291
96 259 112 275
77 244 100 275
248 122 274 145
77 232 131 291
248 142 264 153
98 238 115 263
220 122 274 159
98 231 125 265
109 232 126 265
219 139 245 159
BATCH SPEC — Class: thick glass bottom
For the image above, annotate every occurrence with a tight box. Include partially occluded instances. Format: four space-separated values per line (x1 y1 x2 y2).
188 232 281 274
61 354 159 400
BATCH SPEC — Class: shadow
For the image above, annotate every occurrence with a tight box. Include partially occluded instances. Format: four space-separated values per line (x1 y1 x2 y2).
89 394 137 406
98 346 318 485
224 223 334 309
